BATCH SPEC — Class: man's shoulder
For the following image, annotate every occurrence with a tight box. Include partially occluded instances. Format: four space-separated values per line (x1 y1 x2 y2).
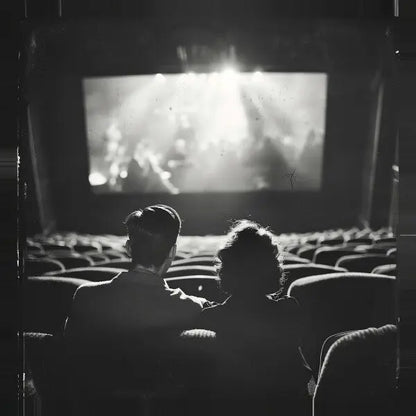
73 280 113 299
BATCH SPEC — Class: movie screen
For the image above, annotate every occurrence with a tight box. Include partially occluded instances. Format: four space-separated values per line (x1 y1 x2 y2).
84 72 327 193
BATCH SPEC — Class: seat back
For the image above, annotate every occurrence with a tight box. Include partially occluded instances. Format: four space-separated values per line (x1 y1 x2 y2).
172 257 216 267
47 267 126 282
318 330 356 376
48 255 93 269
372 264 396 276
386 248 397 258
40 243 73 252
24 276 89 334
73 243 101 253
288 273 396 376
336 254 393 272
313 325 397 416
297 246 319 261
165 265 217 278
26 258 65 276
281 264 347 294
313 247 357 266
282 256 311 265
94 259 132 269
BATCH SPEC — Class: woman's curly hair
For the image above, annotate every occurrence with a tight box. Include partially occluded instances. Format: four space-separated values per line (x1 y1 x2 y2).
216 220 286 297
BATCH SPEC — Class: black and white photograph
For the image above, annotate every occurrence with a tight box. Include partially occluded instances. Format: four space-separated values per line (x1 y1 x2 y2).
3 1 416 416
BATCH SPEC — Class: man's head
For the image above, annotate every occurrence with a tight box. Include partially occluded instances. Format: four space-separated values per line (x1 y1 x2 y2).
124 205 181 272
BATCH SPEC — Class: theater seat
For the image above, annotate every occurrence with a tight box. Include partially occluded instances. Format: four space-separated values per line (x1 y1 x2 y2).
27 242 44 252
318 238 344 246
346 238 373 245
175 329 217 401
282 256 310 265
318 330 355 376
24 332 70 416
40 243 73 252
48 255 93 269
165 265 217 278
297 246 319 261
101 249 128 260
26 258 65 276
335 254 393 272
386 248 397 258
313 247 357 266
24 276 89 334
172 257 217 267
46 267 125 282
287 273 396 377
165 276 225 302
72 243 101 253
372 264 396 276
85 253 110 264
313 325 397 416
281 264 347 294
94 259 132 269
374 237 396 244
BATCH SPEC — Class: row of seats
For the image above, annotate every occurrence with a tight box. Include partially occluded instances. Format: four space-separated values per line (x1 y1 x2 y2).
24 270 396 376
25 227 396 304
24 323 397 416
23 227 397 416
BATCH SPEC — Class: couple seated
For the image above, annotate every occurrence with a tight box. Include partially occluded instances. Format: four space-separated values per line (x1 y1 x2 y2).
64 205 312 409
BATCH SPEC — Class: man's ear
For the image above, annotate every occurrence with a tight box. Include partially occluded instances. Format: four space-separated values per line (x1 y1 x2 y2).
125 239 132 257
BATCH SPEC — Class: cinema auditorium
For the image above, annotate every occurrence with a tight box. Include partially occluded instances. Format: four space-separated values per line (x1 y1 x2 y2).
20 2 405 416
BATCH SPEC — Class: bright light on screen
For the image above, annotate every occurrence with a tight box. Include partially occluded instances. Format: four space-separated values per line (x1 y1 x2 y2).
83 72 327 193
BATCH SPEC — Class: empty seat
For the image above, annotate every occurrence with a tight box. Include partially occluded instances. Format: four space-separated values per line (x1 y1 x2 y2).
345 237 373 245
85 253 110 264
313 247 357 266
47 267 125 282
94 259 132 269
24 276 89 334
354 244 396 255
102 249 127 260
40 243 73 252
313 325 397 416
286 244 303 255
319 238 344 246
372 264 396 276
26 258 65 276
27 242 44 252
297 246 319 261
282 256 310 265
166 276 225 302
374 237 396 244
288 272 396 376
281 264 347 294
386 248 397 257
172 257 217 267
73 243 101 253
48 255 93 269
165 265 218 278
336 254 393 273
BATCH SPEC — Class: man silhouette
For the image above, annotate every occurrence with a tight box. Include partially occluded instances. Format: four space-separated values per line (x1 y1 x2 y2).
64 205 206 339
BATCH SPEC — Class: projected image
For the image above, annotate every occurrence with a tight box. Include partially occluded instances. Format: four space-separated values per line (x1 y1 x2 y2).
84 71 327 193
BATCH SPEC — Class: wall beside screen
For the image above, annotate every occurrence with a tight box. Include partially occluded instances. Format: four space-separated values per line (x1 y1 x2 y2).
25 18 394 235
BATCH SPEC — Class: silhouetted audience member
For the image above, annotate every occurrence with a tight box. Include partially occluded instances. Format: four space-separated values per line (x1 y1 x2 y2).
196 220 312 414
64 205 206 340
